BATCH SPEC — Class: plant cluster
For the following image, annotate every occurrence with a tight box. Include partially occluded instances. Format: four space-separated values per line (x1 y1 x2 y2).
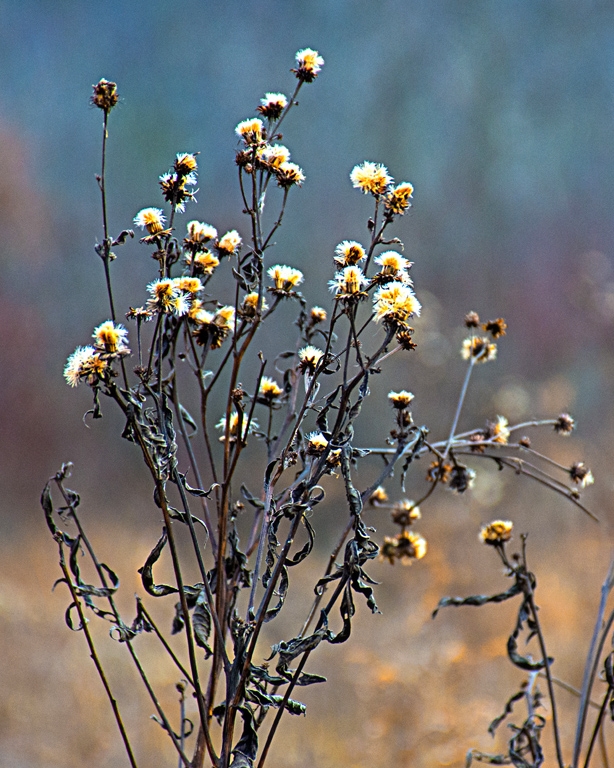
42 51 601 768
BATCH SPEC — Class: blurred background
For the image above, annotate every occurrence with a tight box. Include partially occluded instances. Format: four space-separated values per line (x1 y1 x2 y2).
2 0 614 765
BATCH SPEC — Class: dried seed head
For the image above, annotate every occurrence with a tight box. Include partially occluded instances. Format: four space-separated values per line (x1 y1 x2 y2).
426 460 453 484
91 79 118 111
396 329 417 351
448 465 476 493
569 462 594 488
554 413 575 436
483 317 507 339
464 311 480 328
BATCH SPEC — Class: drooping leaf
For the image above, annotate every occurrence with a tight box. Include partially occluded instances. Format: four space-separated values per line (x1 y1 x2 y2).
138 528 178 597
488 683 528 735
193 589 213 657
432 583 523 619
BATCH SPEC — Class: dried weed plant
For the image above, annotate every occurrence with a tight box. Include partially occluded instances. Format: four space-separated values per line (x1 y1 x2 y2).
41 51 606 768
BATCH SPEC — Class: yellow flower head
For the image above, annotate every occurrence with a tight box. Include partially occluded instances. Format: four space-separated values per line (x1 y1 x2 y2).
240 292 268 318
368 486 389 505
185 221 217 245
215 305 235 329
483 317 507 339
216 230 242 256
374 251 413 282
134 207 166 235
306 431 329 454
388 390 414 409
310 306 327 323
350 162 393 196
147 278 180 313
257 93 288 121
329 266 368 298
373 282 421 328
268 264 304 293
275 161 305 188
235 118 264 146
294 48 324 82
92 320 129 354
174 153 198 176
64 346 109 387
479 520 513 546
384 182 414 215
461 337 497 363
259 144 291 169
298 345 324 372
490 415 510 445
174 276 203 294
334 241 366 267
259 376 284 401
192 250 220 275
381 532 427 564
216 411 258 442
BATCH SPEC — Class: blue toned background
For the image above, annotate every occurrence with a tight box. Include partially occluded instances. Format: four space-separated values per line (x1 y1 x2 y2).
2 2 614 766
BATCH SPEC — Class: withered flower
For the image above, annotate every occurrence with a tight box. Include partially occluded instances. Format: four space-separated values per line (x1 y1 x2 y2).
448 464 476 493
396 329 417 351
569 462 594 488
483 317 507 339
426 460 453 484
464 311 480 328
